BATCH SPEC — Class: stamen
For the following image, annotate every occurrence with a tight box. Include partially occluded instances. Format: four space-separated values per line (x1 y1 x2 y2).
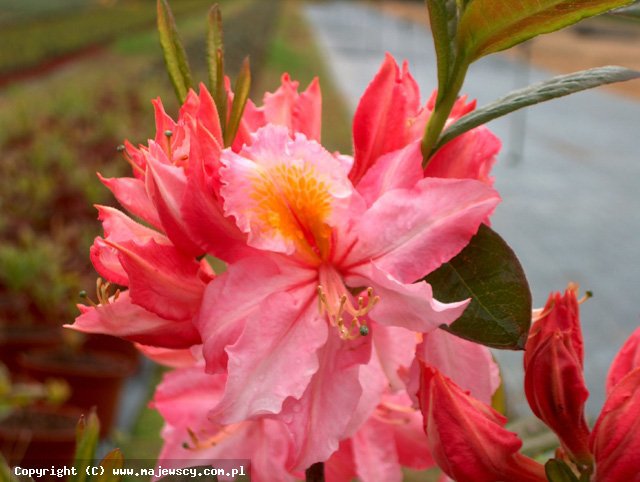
317 285 379 340
117 144 144 175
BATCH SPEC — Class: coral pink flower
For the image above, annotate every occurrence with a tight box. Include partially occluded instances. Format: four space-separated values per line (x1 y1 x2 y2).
524 286 592 465
350 53 500 187
418 364 546 482
68 206 209 348
197 123 499 466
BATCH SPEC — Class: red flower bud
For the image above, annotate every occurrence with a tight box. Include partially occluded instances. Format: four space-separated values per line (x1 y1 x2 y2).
418 363 545 482
524 288 592 466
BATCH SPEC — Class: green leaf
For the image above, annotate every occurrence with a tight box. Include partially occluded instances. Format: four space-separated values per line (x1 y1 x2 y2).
458 0 635 62
424 224 531 350
94 449 124 482
426 0 459 93
207 4 227 134
157 0 193 103
436 66 640 150
1 454 15 482
70 412 100 482
545 459 580 482
223 56 251 147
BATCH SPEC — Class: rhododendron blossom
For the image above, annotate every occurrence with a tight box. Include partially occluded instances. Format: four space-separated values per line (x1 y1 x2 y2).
69 52 505 473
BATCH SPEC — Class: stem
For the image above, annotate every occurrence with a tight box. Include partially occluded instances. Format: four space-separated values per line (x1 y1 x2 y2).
305 462 325 482
421 60 469 166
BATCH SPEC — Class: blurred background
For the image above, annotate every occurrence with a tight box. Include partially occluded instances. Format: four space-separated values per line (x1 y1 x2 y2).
0 0 639 477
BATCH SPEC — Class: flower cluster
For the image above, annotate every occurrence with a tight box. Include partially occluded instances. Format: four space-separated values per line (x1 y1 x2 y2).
69 54 505 480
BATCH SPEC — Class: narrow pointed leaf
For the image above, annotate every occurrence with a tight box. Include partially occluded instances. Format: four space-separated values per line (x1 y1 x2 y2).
94 449 124 482
426 0 459 92
223 56 251 147
70 412 100 482
458 0 635 61
545 459 580 482
436 66 640 150
424 224 531 350
207 4 224 96
1 454 15 482
157 0 193 103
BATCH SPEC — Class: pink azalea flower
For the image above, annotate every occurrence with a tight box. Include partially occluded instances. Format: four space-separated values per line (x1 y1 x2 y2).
350 53 500 187
197 122 499 466
153 362 433 482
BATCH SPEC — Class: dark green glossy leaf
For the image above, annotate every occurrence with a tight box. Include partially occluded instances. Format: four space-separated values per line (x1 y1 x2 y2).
436 66 640 150
545 459 580 482
223 56 251 147
424 224 531 349
426 0 459 93
458 0 635 62
157 0 192 103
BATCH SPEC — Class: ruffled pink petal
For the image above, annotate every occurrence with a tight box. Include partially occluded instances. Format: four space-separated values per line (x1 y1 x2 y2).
346 263 468 332
67 291 200 348
356 140 424 206
326 440 357 482
348 177 500 284
97 205 167 243
350 53 423 185
153 365 224 427
90 206 171 286
210 287 326 424
425 126 500 185
145 144 203 256
152 97 178 153
90 238 129 286
154 368 296 482
259 74 322 142
352 418 402 482
372 324 418 391
108 238 205 321
134 344 199 368
606 327 640 395
195 83 223 145
98 174 162 229
280 329 371 470
197 255 316 373
418 329 500 405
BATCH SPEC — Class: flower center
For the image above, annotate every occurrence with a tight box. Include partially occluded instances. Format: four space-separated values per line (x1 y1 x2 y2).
250 162 333 261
